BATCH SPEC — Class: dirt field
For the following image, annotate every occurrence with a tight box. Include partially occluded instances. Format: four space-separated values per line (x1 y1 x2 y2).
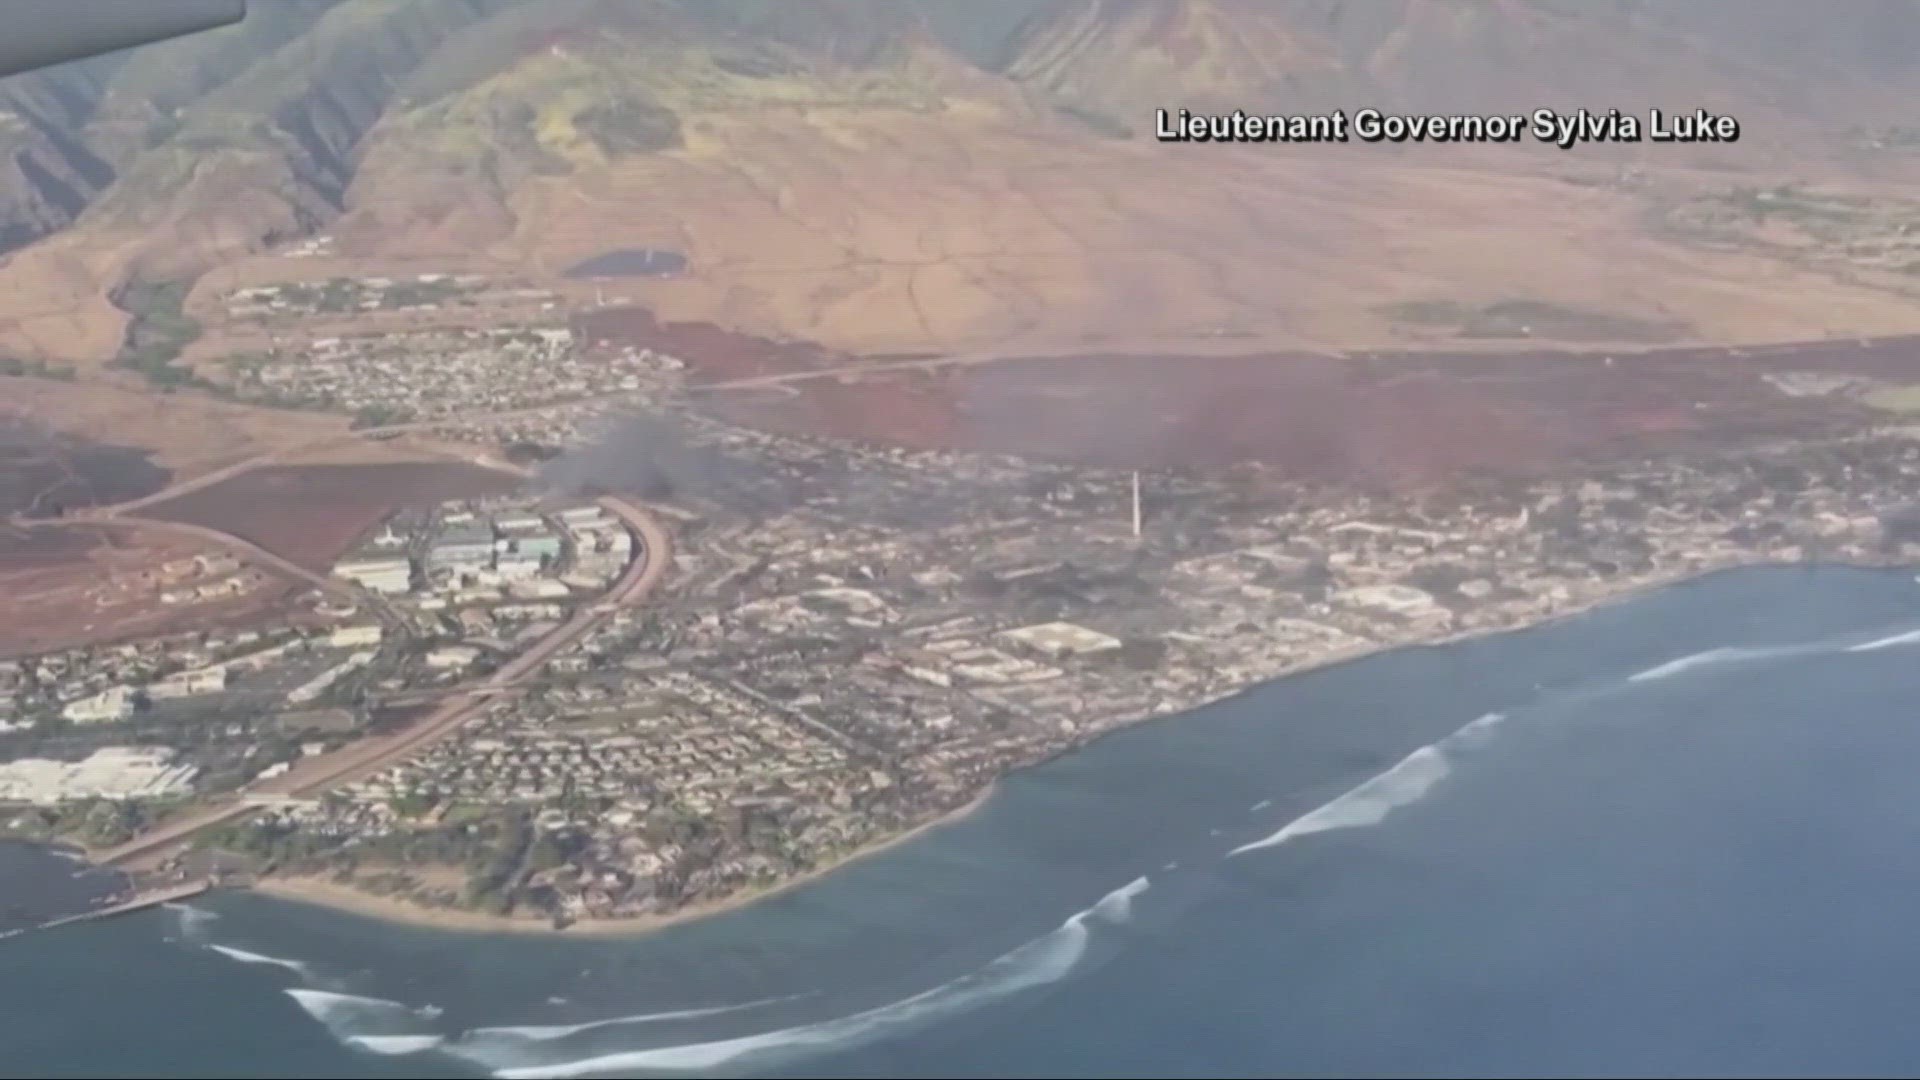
140 462 521 569
0 525 299 658
1 375 348 476
576 306 841 379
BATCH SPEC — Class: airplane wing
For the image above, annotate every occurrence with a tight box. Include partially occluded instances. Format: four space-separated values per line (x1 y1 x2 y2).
0 0 246 80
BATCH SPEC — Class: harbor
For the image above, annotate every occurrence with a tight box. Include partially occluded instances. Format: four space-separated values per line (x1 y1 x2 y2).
25 879 213 934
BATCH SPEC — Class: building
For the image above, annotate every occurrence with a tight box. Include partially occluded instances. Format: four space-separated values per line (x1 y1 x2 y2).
425 645 481 670
499 530 563 561
558 505 608 528
275 708 359 735
334 554 413 595
998 622 1125 660
428 523 496 573
328 623 385 648
147 666 228 700
1334 584 1439 617
493 511 546 533
496 550 545 579
63 686 137 724
0 747 196 804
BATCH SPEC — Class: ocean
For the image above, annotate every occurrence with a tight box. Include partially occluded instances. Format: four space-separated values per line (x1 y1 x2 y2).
9 565 1920 1078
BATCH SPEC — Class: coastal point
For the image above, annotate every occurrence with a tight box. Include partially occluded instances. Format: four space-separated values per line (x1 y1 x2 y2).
12 285 1920 932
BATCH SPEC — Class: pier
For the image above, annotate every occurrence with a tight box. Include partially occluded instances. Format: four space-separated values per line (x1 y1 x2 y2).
29 880 212 933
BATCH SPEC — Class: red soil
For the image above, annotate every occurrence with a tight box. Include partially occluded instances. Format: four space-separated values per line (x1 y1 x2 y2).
141 462 518 569
582 305 1920 488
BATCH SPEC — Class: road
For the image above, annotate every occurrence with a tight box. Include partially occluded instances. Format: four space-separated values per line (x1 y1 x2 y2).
95 494 671 871
54 398 612 524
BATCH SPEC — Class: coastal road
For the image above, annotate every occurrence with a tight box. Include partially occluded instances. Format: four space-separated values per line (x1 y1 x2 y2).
95 494 671 871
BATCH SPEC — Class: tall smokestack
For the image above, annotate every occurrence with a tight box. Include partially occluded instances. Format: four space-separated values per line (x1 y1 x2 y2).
1131 471 1142 538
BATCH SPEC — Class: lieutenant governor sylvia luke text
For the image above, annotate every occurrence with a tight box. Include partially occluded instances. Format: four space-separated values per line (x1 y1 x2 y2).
1156 107 1740 149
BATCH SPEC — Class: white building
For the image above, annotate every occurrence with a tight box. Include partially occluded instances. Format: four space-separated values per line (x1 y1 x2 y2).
0 747 196 804
425 645 481 670
1335 584 1440 617
998 622 1124 660
328 623 385 648
63 686 137 724
147 666 228 700
334 555 412 595
288 650 376 705
496 551 545 580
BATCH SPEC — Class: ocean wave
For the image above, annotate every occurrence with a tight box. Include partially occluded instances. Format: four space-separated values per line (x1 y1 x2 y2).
207 944 314 978
286 988 439 1035
1452 711 1507 746
348 1034 447 1056
451 876 1151 1079
165 903 221 940
466 994 808 1043
1627 647 1752 682
1230 745 1451 857
1626 627 1920 681
1847 628 1920 653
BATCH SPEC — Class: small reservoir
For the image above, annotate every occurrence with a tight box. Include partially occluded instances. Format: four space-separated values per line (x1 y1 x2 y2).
562 249 688 279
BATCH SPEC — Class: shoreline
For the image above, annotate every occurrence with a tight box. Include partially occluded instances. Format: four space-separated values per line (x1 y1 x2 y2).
248 785 995 937
236 554 1805 939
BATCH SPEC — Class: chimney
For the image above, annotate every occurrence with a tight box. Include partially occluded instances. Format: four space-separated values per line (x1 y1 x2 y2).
1131 471 1142 538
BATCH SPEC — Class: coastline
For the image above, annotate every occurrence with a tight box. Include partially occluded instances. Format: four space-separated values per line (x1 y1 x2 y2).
247 785 995 937
236 555 1781 939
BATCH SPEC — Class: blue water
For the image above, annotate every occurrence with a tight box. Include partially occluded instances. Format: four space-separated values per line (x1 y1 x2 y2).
9 566 1920 1078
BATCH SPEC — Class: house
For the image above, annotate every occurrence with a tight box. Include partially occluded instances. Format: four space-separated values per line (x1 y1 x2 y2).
63 686 137 724
425 645 480 670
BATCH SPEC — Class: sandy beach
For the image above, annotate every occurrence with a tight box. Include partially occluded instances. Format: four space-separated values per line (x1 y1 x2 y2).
249 786 995 937
244 554 1804 938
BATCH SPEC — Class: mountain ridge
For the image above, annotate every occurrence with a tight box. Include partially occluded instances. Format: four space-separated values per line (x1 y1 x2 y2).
4 0 1920 367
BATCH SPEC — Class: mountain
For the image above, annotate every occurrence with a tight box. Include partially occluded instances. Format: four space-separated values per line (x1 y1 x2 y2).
4 0 1920 367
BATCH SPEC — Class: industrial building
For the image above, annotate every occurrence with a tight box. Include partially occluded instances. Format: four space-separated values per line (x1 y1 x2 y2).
428 522 496 573
496 550 546 579
998 621 1125 660
333 554 413 595
558 505 608 528
147 666 228 700
498 530 563 561
0 746 197 804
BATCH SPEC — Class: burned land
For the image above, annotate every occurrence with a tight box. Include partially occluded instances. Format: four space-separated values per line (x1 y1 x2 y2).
141 463 520 570
0 419 171 520
582 307 1920 491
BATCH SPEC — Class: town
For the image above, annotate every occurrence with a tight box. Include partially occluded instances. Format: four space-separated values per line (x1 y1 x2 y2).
8 323 1920 925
